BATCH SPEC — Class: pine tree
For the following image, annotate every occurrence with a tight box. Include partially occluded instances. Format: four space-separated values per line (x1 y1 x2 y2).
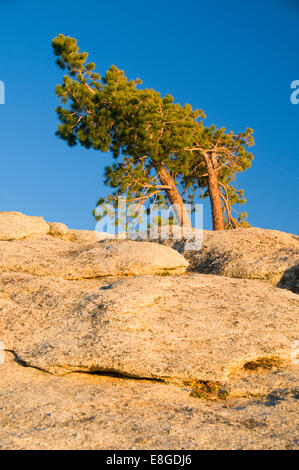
184 125 254 230
52 34 254 230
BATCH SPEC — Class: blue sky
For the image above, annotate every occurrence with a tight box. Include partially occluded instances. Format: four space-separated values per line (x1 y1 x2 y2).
0 0 298 232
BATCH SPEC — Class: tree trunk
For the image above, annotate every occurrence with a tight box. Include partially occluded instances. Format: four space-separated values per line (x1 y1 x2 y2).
202 153 225 230
157 165 192 228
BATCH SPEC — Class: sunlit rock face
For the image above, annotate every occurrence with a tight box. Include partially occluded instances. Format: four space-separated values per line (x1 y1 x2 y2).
0 212 298 450
132 225 299 287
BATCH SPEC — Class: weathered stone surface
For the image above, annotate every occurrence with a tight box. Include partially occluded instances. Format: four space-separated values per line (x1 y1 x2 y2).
0 355 298 450
68 229 115 243
136 226 299 287
0 212 117 243
0 215 298 449
130 225 203 253
192 228 299 285
48 220 116 243
48 222 69 238
278 264 299 294
228 366 299 398
0 272 297 380
0 237 188 279
0 212 50 240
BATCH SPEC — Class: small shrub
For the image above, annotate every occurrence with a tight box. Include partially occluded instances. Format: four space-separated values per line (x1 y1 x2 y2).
243 356 284 371
187 379 229 400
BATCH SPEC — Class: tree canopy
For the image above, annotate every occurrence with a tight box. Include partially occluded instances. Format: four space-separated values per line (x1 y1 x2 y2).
52 33 254 230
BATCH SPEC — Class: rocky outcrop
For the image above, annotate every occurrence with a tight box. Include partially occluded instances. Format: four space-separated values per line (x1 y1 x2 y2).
0 211 116 243
0 212 50 240
49 223 116 243
0 272 297 380
0 354 298 450
135 226 299 288
0 237 187 279
48 222 69 238
0 213 188 280
68 229 115 243
190 228 299 285
0 212 298 450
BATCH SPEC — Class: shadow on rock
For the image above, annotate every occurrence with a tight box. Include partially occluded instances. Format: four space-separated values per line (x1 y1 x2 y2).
277 264 299 294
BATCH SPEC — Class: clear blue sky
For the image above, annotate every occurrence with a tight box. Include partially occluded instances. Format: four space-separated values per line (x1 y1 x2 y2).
0 0 298 233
